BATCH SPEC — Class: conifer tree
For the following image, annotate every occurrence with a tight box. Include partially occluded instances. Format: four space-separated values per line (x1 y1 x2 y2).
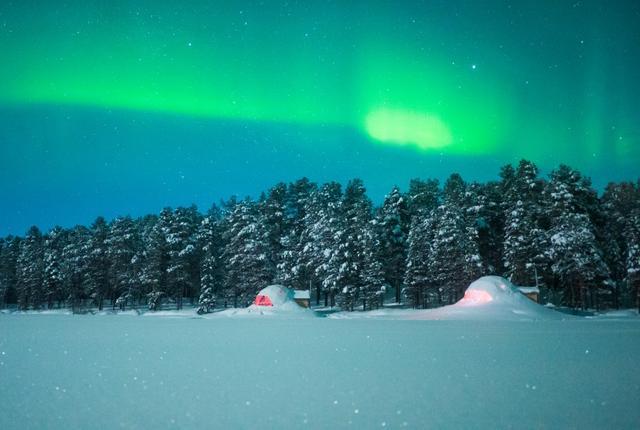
197 214 224 313
404 210 437 308
502 160 547 286
16 226 44 310
106 216 139 309
42 226 65 308
85 217 110 310
223 200 272 307
376 186 409 303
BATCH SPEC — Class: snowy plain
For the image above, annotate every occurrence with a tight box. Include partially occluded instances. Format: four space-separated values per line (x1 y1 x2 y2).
1 279 639 429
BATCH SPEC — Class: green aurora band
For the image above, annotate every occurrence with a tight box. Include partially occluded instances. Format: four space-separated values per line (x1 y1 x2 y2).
0 1 638 165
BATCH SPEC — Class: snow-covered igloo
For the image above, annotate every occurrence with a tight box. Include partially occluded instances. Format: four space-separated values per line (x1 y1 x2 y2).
253 285 296 307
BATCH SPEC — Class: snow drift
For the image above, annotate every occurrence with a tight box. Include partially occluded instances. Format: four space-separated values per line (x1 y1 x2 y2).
423 276 566 321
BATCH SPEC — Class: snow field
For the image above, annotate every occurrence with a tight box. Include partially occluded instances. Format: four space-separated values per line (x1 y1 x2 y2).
0 314 639 429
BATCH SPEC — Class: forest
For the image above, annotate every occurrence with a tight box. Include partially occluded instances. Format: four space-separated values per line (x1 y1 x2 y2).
1 160 639 313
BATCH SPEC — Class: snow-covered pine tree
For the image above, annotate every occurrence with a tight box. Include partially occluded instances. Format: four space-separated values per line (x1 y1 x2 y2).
331 179 372 311
165 206 200 309
16 226 45 310
0 238 6 307
360 219 386 310
0 236 20 308
472 180 504 274
407 178 440 218
545 165 610 308
197 213 224 314
376 185 409 304
303 182 343 306
84 217 110 310
601 181 639 307
42 226 66 309
428 174 482 304
625 208 640 311
275 178 317 291
61 225 90 312
259 183 289 280
502 160 547 287
223 200 272 307
404 209 436 308
106 216 139 310
547 212 610 309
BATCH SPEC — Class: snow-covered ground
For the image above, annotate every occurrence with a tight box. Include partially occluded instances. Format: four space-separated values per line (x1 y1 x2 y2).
0 311 639 429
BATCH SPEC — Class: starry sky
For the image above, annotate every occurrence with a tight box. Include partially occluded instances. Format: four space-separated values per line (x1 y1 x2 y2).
0 0 639 235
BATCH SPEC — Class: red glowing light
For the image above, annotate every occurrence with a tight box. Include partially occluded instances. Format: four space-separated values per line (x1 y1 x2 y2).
462 289 493 304
254 295 273 306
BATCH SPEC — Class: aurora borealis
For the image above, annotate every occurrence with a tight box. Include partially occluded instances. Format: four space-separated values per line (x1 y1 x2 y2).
0 0 639 234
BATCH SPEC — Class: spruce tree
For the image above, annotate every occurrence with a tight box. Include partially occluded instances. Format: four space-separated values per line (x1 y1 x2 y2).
197 215 224 314
61 226 90 312
85 217 110 310
376 186 409 303
223 200 272 307
502 160 547 287
106 216 139 309
16 226 44 310
404 210 437 308
42 226 65 308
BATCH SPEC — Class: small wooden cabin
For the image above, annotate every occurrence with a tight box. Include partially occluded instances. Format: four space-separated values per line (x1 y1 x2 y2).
293 290 311 308
517 286 540 303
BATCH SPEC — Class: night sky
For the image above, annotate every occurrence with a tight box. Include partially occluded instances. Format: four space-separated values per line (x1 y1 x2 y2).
1 0 639 235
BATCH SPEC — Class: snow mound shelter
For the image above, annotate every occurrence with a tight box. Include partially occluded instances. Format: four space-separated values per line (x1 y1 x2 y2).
458 276 523 306
254 285 295 307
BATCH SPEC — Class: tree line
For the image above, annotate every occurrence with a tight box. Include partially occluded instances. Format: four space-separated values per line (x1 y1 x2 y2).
0 160 639 313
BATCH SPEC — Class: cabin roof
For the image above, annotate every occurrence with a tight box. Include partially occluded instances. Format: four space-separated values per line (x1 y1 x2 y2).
293 290 310 299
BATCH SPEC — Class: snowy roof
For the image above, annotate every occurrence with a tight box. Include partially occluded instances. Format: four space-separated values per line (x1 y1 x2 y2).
293 290 310 300
517 286 540 294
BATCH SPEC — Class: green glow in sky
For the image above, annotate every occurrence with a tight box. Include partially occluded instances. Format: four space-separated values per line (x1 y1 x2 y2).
365 108 452 150
0 0 638 164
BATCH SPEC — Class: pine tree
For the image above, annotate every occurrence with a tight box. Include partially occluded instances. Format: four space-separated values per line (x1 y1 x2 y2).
42 226 65 308
197 214 224 314
376 186 409 304
407 178 440 218
85 217 110 310
0 236 20 308
625 208 640 311
547 212 610 309
106 216 139 309
276 178 317 291
144 210 170 311
546 165 611 308
428 175 482 304
360 219 386 310
502 160 547 287
331 179 372 311
601 182 639 307
16 226 44 310
404 210 437 308
223 200 272 307
61 226 91 312
259 183 289 278
302 182 343 306
165 206 200 309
